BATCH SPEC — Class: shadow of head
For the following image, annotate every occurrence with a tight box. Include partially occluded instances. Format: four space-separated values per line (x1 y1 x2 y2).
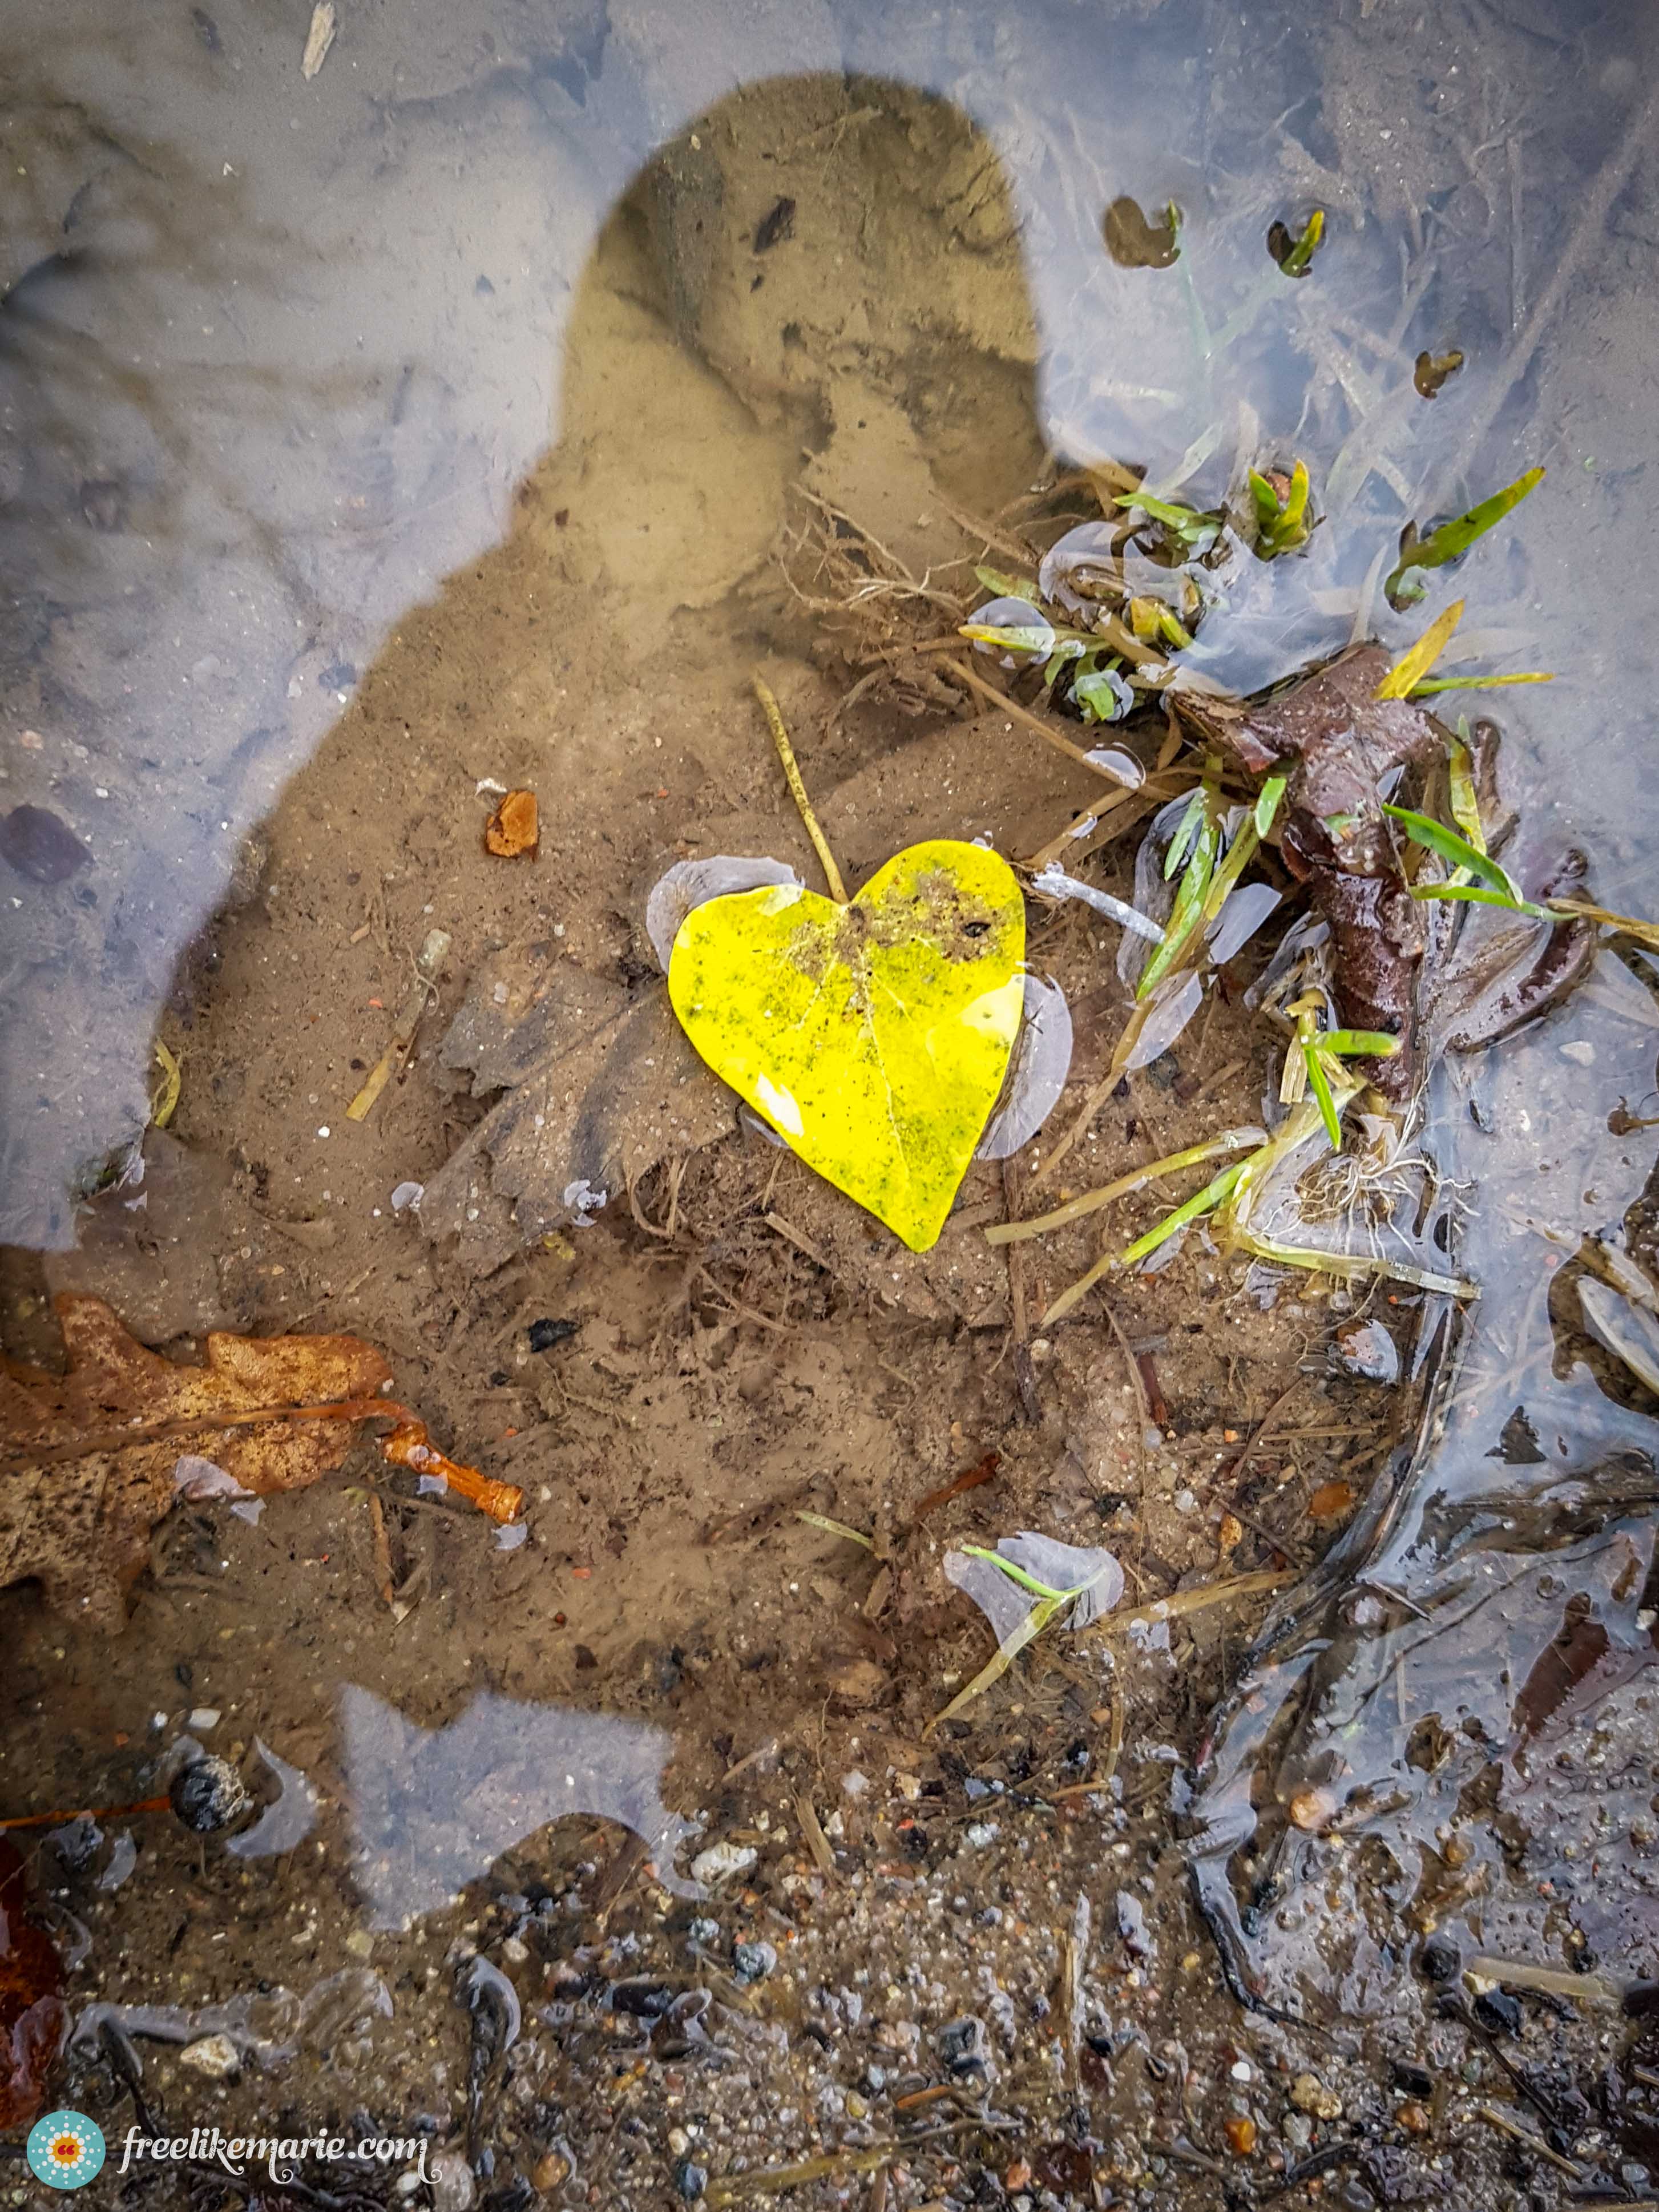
506 71 1048 636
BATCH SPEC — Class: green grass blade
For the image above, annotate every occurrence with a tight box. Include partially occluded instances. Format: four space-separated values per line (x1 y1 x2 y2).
1279 207 1324 275
1385 466 1544 606
927 1595 1061 1731
1120 1158 1249 1266
1446 731 1486 857
1319 1029 1402 1056
1412 882 1549 918
959 622 1064 656
796 1511 873 1548
1164 788 1207 879
958 1544 1074 1605
974 563 1042 602
1381 801 1519 899
1254 773 1287 838
1302 1038 1342 1149
1138 816 1217 998
1113 490 1221 552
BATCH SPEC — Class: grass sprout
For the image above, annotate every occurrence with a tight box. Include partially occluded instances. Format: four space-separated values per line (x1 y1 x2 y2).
1269 208 1325 277
1249 461 1312 556
1385 466 1544 609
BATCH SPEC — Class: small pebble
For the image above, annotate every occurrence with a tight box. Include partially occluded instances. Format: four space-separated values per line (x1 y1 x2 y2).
344 1929 375 1960
1224 2116 1257 2156
673 2157 708 2201
686 1917 721 1948
732 1940 777 1984
531 2152 570 2191
178 2033 240 2080
964 1821 999 1849
186 1707 221 1731
1290 2072 1342 2121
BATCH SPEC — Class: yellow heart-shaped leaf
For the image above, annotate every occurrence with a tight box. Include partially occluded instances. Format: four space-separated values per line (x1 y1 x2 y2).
668 840 1026 1251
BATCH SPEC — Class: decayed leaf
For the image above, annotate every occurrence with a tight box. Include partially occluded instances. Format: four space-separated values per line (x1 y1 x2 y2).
668 841 1024 1252
423 948 733 1269
484 789 539 859
0 1295 392 1629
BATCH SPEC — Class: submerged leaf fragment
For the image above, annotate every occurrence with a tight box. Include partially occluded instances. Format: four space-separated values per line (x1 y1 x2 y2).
484 789 539 858
0 1296 393 1628
1102 196 1181 269
978 976 1073 1161
1579 1277 1659 1398
668 841 1024 1252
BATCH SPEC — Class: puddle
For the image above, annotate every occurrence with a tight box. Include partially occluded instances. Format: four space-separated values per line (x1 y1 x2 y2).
6 2 1659 2202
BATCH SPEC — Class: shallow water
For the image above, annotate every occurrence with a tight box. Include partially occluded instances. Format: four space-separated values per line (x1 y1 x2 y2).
6 0 1659 2200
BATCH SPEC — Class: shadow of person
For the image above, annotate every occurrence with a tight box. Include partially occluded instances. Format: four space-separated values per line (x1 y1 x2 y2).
158 70 1093 1317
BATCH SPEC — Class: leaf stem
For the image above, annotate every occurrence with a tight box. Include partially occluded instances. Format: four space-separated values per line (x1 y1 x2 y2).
752 672 848 903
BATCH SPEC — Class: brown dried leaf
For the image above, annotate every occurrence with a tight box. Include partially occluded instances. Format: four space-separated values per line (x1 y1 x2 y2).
484 789 539 858
0 1295 392 1629
423 947 733 1267
0 1837 66 2128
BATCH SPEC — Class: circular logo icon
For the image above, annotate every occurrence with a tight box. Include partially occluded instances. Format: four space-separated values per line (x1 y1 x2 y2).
26 2111 106 2191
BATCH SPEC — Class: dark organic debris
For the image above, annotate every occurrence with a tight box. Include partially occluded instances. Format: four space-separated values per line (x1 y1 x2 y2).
526 1317 579 1354
1180 644 1445 1097
0 804 90 885
1102 195 1180 269
753 195 796 252
1414 348 1465 398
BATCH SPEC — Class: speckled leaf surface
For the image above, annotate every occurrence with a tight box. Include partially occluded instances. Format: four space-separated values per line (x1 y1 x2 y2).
667 839 1025 1251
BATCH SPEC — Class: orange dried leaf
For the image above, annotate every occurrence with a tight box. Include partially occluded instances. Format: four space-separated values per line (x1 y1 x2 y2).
485 789 539 858
1306 1479 1357 1523
0 1294 392 1628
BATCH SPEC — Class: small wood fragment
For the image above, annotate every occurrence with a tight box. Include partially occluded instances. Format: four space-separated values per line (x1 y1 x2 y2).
1471 2104 1585 2179
301 1 336 79
346 926 450 1121
793 1790 837 1877
366 1492 394 1608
